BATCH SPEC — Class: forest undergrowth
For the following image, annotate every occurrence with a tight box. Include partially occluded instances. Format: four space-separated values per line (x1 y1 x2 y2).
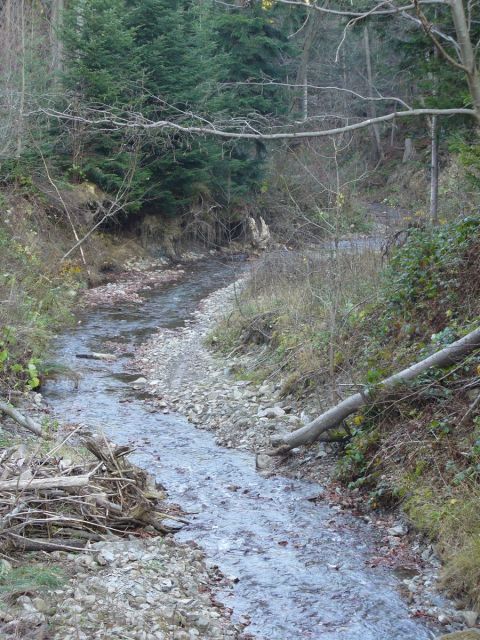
0 192 82 393
0 186 150 394
211 216 480 608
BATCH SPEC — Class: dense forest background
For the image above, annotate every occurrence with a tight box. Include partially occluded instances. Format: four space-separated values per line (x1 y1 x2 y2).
2 0 480 245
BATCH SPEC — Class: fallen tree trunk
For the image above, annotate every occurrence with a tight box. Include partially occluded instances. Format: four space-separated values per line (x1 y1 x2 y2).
0 401 45 438
271 326 480 453
0 475 91 492
6 534 88 552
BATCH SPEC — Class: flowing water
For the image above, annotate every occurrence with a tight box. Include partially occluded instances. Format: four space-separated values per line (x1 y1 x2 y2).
44 258 434 640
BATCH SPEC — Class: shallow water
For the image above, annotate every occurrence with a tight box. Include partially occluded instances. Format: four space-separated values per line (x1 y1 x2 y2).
44 258 433 640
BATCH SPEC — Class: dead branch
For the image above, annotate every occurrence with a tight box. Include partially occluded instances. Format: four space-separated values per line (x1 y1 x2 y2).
76 352 117 361
0 475 91 492
41 106 476 142
459 391 480 427
7 535 88 552
0 400 45 438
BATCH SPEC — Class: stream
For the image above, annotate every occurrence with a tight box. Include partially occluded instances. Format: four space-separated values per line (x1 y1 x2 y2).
44 258 435 640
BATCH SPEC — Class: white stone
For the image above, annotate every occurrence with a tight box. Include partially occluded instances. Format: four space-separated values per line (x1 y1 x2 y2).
258 406 285 419
461 610 479 627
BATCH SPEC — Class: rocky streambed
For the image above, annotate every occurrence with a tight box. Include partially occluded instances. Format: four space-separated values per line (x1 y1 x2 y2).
3 537 242 640
36 257 476 639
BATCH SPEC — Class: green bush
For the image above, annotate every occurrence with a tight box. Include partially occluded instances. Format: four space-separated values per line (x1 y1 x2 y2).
0 222 81 391
383 216 480 330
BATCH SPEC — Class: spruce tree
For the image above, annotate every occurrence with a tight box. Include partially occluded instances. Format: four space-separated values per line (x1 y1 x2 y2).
60 0 148 210
206 2 292 206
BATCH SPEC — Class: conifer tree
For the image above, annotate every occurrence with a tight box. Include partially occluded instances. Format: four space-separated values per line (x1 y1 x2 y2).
60 0 148 209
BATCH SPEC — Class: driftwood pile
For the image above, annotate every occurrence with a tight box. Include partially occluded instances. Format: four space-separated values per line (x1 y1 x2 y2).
0 435 184 553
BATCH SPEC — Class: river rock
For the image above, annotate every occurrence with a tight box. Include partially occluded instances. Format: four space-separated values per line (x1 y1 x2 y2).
96 548 116 566
232 388 243 401
388 524 408 536
258 383 274 396
255 453 272 470
32 597 50 614
258 407 285 419
461 611 479 627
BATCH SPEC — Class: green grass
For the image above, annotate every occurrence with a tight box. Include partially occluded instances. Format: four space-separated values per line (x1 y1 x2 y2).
0 565 64 603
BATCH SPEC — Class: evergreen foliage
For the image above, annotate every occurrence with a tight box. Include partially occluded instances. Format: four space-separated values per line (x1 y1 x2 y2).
57 0 292 218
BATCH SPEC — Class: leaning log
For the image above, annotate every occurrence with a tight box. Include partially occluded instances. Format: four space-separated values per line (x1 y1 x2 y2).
271 326 480 453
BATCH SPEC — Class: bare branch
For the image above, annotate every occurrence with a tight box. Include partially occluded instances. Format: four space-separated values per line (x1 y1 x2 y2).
395 6 462 56
0 401 45 438
216 0 448 18
41 106 475 142
219 80 413 110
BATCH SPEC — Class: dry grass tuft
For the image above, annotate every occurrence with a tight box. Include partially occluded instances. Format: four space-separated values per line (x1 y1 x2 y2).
212 244 382 399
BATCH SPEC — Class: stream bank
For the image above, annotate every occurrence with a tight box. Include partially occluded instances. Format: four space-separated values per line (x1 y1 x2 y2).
130 269 476 638
8 256 472 639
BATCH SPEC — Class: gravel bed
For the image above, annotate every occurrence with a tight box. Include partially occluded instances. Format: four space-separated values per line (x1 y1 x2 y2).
0 537 248 640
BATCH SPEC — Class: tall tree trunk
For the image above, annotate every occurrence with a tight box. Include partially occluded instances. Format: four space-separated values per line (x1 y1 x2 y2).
364 25 383 161
450 0 480 128
295 10 319 121
51 0 64 74
430 114 439 224
16 0 26 158
429 27 440 225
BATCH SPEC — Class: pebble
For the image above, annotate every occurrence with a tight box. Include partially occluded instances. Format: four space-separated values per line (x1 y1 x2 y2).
96 549 116 565
258 406 285 419
387 524 408 537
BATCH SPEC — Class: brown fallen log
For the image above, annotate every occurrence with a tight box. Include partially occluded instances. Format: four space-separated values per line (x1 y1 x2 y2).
271 325 480 453
0 400 45 438
0 475 91 492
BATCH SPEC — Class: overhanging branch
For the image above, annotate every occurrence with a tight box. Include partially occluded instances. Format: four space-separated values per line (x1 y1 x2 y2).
41 107 476 141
